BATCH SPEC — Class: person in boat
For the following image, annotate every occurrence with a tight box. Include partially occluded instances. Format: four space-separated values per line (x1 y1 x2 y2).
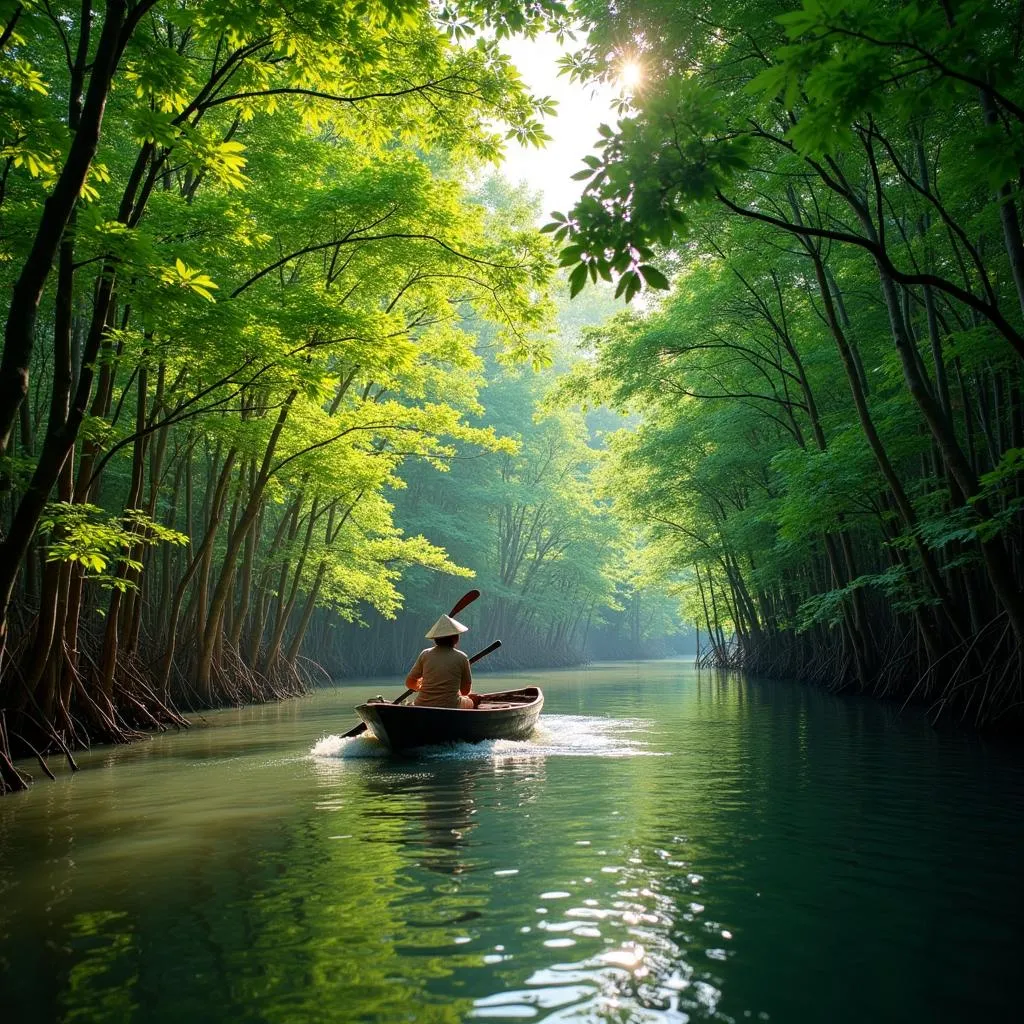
405 614 481 709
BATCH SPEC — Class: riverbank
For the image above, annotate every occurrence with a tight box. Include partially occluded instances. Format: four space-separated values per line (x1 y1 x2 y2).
6 639 1020 796
697 627 1024 733
0 634 704 794
0 650 594 794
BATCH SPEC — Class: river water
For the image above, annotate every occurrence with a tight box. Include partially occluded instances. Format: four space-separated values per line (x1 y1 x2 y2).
1 661 1022 1023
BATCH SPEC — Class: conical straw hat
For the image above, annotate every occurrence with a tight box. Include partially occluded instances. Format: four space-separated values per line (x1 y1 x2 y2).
425 614 469 639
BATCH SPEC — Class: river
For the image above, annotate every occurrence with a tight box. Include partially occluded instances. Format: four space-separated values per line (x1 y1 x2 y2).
1 661 1022 1023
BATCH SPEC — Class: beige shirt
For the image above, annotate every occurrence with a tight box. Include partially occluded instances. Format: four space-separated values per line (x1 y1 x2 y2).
408 646 472 708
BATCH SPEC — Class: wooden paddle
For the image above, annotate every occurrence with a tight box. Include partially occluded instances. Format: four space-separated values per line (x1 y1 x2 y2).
467 640 501 664
341 590 480 738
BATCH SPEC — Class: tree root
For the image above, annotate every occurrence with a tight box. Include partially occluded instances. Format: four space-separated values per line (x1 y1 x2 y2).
0 712 30 794
700 612 1024 731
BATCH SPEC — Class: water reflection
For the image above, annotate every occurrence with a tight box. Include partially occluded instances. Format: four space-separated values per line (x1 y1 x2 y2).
1 664 1023 1023
361 764 485 878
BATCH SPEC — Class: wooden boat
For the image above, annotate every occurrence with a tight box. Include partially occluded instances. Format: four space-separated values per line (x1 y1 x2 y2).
355 686 543 752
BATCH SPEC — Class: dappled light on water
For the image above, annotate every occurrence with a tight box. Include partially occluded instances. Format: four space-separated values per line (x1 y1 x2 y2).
468 848 723 1023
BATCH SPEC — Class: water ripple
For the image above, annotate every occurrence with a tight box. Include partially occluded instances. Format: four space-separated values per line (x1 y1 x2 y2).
5 664 1024 1024
310 714 666 761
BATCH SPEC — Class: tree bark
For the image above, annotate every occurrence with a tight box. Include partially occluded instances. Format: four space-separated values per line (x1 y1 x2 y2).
0 1 135 455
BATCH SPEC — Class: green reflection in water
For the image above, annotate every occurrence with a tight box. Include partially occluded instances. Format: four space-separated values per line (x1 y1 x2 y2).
1 662 1023 1024
61 911 138 1024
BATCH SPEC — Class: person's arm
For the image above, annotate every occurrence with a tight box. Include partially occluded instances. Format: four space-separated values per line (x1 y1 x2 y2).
459 654 473 696
405 651 425 691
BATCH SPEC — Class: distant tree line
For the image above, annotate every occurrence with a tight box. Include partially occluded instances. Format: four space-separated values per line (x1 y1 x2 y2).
311 326 694 679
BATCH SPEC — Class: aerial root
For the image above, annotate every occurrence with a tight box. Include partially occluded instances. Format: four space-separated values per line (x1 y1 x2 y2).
1 623 325 793
0 711 30 794
700 613 1024 730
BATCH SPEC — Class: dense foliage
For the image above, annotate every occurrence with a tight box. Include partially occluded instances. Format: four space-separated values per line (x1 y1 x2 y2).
0 0 583 790
555 0 1024 725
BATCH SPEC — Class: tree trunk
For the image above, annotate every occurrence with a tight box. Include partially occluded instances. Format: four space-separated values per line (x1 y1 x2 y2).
0 1 133 455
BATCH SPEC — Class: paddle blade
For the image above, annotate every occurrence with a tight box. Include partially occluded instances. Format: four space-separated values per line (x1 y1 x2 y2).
449 588 480 617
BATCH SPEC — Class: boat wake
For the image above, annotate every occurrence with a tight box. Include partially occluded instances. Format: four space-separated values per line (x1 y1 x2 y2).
310 715 665 761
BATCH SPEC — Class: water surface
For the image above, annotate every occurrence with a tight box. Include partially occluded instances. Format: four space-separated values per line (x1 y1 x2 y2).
1 661 1022 1023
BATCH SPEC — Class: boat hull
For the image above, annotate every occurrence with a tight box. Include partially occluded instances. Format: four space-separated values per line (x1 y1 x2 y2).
355 687 543 751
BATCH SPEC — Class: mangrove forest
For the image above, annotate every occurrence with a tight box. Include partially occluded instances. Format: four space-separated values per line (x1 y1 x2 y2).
3 0 1024 796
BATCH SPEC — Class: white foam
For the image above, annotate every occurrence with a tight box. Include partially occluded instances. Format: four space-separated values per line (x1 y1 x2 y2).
309 715 665 761
310 733 389 759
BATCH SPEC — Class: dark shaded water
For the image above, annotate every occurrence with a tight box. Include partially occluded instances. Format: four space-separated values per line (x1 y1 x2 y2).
1 662 1022 1023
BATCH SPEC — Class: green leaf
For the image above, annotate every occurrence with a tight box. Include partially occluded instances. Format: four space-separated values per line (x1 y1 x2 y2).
558 245 583 267
568 262 589 298
638 264 670 290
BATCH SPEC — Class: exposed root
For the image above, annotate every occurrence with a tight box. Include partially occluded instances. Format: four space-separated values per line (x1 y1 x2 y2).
699 612 1024 731
0 712 30 794
10 730 56 781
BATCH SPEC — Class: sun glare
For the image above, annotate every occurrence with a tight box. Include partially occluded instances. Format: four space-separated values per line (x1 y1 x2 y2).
619 60 643 91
